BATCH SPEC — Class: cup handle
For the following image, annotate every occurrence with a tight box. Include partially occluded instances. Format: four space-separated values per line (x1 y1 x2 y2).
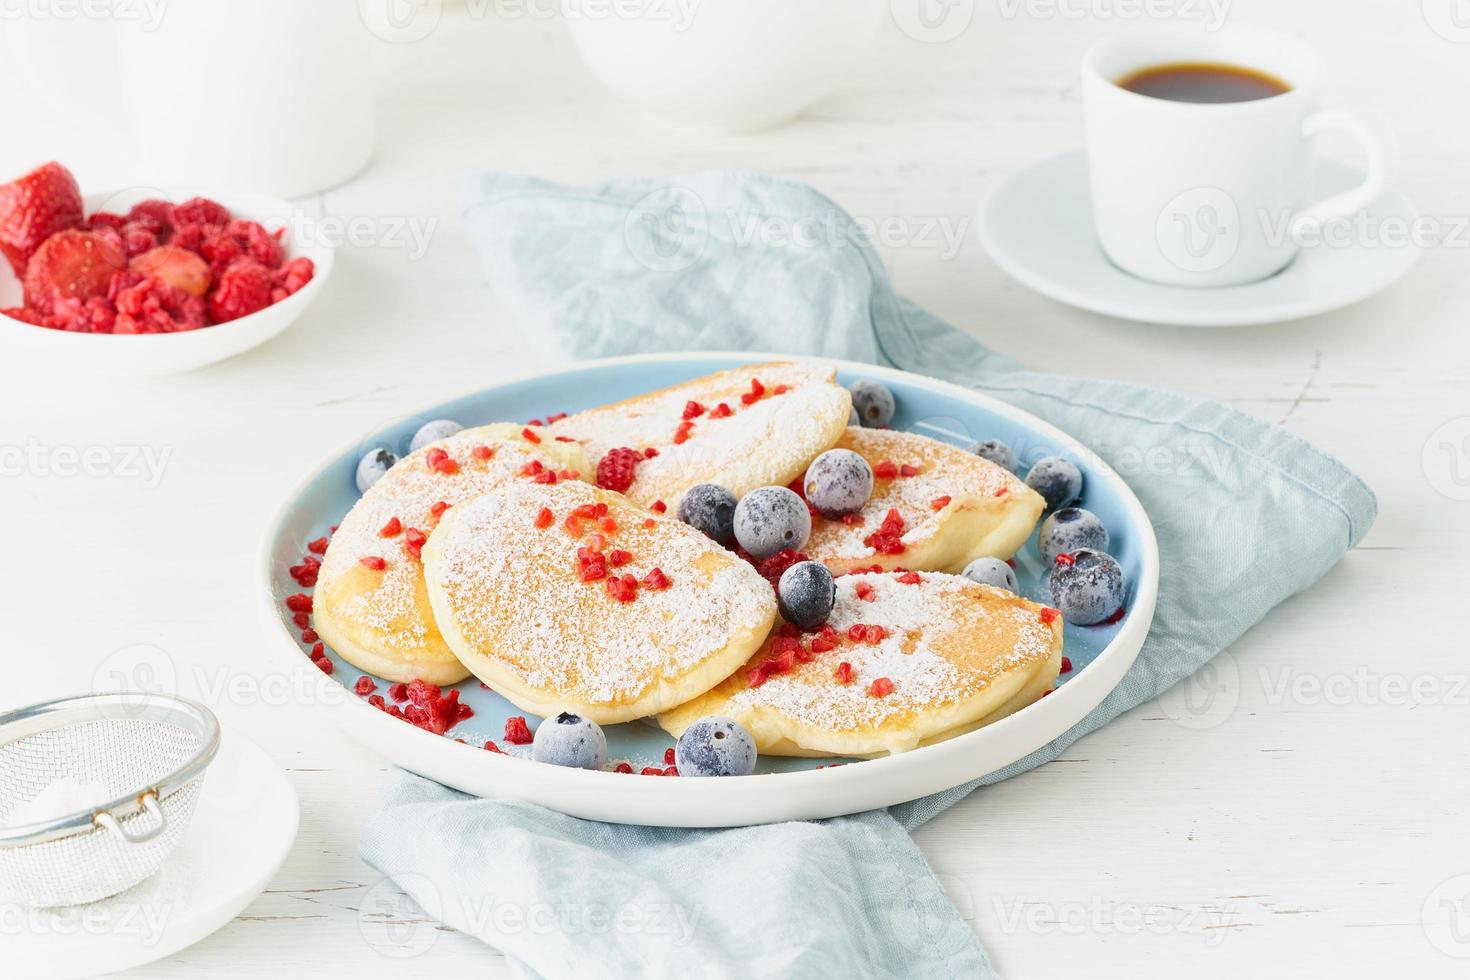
1289 110 1391 239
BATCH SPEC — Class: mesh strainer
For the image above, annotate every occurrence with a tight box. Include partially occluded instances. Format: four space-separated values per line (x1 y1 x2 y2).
0 692 219 908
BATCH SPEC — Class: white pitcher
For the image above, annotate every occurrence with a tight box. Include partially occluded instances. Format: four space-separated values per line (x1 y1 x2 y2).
7 0 375 197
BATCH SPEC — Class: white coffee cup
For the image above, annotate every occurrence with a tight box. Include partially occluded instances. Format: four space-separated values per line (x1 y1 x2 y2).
1082 27 1389 288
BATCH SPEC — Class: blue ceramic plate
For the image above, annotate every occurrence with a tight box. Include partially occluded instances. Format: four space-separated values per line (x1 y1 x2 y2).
260 353 1159 826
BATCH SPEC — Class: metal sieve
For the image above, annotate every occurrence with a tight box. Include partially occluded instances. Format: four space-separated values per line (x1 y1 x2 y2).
0 692 219 908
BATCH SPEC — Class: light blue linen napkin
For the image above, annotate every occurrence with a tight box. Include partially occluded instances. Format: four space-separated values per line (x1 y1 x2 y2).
359 173 1376 979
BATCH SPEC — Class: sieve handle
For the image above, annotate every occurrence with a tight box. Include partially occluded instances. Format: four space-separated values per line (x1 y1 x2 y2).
94 791 167 844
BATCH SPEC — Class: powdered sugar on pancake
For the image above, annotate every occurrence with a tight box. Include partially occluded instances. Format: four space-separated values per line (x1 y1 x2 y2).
806 427 1029 560
725 571 1055 733
550 362 848 508
318 427 585 648
428 482 776 706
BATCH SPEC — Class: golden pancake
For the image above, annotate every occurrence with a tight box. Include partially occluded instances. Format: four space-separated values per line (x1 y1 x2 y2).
658 570 1063 757
550 361 850 511
802 427 1044 574
423 481 778 724
313 424 589 685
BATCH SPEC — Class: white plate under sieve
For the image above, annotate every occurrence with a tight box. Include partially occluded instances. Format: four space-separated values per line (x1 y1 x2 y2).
0 693 220 907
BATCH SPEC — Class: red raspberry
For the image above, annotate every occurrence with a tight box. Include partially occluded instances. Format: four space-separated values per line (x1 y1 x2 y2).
504 716 533 744
931 496 951 511
614 762 633 773
1061 656 1073 674
206 258 272 323
121 221 161 258
273 255 313 298
85 211 126 232
387 682 409 703
354 676 377 696
834 661 854 684
127 199 176 234
307 536 329 554
862 508 907 556
642 567 671 591
873 460 898 479
664 747 676 765
596 447 642 492
897 570 922 585
379 517 402 537
173 196 232 227
112 275 207 333
753 548 809 590
225 219 284 268
534 507 555 529
359 555 387 571
867 677 895 697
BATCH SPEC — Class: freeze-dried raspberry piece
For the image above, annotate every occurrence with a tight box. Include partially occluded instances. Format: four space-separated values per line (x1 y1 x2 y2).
206 258 272 323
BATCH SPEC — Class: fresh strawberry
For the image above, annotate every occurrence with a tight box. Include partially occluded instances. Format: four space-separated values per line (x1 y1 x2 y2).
130 245 211 297
23 230 125 314
0 162 84 276
206 257 272 322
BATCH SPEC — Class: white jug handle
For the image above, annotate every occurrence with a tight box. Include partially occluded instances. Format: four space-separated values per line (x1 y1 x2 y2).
1289 110 1392 240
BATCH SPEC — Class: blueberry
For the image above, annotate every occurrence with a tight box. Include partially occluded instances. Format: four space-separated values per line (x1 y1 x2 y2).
968 439 1016 472
1025 456 1083 510
1038 507 1109 565
803 449 873 518
355 448 397 494
675 716 757 777
778 561 836 630
733 486 811 560
409 419 463 453
678 483 737 544
848 379 895 428
531 712 607 770
1049 549 1126 625
961 557 1018 594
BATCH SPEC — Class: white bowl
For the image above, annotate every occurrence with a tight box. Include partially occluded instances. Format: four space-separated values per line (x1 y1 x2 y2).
0 187 334 377
566 0 884 132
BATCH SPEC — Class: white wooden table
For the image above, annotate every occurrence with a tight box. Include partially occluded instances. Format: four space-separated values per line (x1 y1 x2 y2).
3 3 1467 977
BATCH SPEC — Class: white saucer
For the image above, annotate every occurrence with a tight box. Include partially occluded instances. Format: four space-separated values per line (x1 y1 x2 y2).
978 150 1420 327
11 726 298 980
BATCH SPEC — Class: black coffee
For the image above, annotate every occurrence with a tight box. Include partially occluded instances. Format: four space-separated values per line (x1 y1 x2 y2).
1116 61 1290 104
